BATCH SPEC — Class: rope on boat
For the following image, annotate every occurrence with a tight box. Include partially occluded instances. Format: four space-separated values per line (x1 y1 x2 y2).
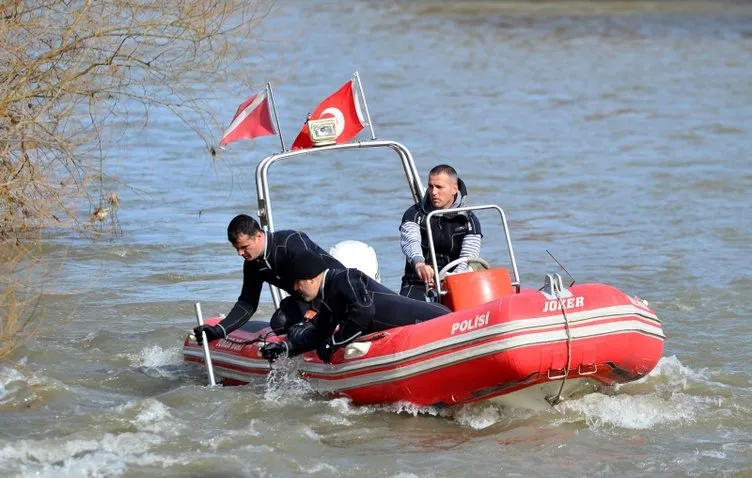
547 288 573 406
222 331 275 346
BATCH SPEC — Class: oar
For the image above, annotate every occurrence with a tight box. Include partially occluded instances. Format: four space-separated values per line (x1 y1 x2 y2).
194 302 217 386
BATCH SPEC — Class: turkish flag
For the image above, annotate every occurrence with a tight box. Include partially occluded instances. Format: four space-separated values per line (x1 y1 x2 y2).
219 89 276 148
291 80 365 150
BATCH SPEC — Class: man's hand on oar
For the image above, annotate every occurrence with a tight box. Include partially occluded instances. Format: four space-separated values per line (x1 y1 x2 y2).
192 324 224 345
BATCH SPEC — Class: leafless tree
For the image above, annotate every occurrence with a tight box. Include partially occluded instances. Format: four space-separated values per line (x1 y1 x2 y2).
0 242 45 359
1 0 272 236
0 0 273 357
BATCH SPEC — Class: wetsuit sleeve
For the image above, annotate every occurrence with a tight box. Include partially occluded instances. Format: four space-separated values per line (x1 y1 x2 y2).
285 321 329 356
335 269 376 342
399 206 424 268
215 264 263 336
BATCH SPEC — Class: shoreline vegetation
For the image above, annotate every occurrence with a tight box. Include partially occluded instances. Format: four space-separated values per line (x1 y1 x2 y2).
0 0 272 359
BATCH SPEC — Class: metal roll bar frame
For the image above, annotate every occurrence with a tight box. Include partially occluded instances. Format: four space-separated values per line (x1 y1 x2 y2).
254 140 424 308
424 204 521 296
253 139 521 308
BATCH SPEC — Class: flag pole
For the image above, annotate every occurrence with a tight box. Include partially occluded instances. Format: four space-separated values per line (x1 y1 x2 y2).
267 82 286 152
354 71 376 140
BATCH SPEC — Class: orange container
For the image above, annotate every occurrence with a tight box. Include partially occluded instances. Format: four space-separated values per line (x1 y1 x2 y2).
442 268 514 311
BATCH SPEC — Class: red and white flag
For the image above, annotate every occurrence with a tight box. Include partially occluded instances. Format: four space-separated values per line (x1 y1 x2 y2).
291 80 365 150
219 89 276 148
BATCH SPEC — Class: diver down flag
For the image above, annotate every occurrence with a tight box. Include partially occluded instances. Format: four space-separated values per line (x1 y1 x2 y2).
291 80 365 150
219 89 276 147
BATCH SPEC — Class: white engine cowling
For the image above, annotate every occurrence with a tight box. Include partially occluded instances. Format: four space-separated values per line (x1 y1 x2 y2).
329 240 380 283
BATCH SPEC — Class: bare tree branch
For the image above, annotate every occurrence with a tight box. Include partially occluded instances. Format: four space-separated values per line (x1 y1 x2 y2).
1 0 273 356
1 0 272 237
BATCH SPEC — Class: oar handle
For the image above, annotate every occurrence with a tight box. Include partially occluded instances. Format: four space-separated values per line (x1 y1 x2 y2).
194 302 217 386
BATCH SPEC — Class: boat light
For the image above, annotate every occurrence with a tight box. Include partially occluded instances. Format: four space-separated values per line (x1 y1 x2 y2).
308 117 337 146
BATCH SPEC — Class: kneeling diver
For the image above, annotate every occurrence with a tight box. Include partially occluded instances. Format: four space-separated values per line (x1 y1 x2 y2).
260 250 449 363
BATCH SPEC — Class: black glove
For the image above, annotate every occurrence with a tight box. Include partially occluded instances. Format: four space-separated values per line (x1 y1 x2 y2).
316 337 340 364
193 324 224 345
260 341 289 362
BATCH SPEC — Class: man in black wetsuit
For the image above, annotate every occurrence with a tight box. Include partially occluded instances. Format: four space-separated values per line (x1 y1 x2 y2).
259 250 450 363
193 214 344 344
399 164 482 301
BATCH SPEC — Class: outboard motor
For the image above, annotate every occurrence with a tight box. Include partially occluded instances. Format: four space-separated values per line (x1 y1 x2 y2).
329 240 380 283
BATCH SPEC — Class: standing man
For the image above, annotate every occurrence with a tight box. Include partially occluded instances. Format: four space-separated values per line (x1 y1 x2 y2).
193 214 344 343
399 164 482 301
259 251 450 363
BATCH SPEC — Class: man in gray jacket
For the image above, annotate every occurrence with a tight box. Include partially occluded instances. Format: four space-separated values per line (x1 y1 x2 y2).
399 164 482 301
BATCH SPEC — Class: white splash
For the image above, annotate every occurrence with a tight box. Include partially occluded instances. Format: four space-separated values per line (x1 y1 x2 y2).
320 414 352 426
0 432 185 478
548 355 715 430
555 391 697 430
0 365 53 409
645 354 714 390
301 425 320 441
201 420 264 451
320 396 451 423
326 397 363 416
263 359 314 405
452 403 507 430
0 395 190 477
0 366 26 404
133 399 174 433
127 345 182 368
376 401 447 418
301 462 338 474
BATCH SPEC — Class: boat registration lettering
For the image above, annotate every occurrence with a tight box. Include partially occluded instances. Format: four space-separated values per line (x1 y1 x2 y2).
450 311 490 335
543 296 584 313
217 339 244 352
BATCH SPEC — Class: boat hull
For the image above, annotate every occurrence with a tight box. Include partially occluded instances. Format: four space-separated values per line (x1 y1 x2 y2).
183 282 664 408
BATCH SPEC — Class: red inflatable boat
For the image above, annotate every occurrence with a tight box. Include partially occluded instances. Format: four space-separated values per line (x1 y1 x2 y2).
182 138 665 409
184 272 663 408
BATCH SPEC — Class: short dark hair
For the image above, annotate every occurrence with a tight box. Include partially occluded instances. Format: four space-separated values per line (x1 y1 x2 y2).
227 214 262 244
428 164 458 184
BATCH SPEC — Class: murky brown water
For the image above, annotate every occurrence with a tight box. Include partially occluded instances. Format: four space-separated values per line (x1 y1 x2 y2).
2 1 751 476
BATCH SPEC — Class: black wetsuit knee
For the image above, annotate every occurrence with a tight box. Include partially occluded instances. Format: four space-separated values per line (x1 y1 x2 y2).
400 281 429 302
269 296 307 335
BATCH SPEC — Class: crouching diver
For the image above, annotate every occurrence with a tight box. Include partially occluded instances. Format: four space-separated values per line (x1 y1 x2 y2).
193 214 344 345
260 251 450 363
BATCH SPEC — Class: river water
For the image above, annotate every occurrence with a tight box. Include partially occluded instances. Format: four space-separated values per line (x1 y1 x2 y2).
2 1 752 476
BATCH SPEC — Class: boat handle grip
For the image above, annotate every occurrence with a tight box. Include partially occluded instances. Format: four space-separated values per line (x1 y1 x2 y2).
578 363 598 376
547 368 567 380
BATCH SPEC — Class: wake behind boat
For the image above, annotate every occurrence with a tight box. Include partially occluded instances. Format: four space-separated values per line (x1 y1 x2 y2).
183 137 665 409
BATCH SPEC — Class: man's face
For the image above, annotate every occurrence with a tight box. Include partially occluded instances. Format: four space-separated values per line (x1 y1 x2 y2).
427 172 459 210
232 232 265 261
294 277 320 302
